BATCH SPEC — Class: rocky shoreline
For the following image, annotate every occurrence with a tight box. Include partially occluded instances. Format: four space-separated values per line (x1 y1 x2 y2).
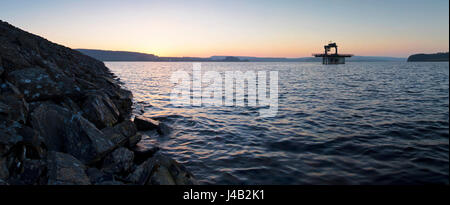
0 20 198 185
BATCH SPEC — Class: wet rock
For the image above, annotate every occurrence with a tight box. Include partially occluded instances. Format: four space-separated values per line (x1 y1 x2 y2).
102 147 134 174
148 153 199 185
128 134 142 148
47 151 90 185
134 116 159 131
149 165 176 185
157 122 172 136
82 93 120 129
101 119 137 147
131 143 160 164
115 119 137 138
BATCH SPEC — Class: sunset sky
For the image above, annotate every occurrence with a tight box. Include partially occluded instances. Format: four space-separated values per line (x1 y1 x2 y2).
1 0 448 58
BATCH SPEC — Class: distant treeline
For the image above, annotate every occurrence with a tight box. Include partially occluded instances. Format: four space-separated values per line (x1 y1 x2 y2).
76 49 406 62
407 52 449 62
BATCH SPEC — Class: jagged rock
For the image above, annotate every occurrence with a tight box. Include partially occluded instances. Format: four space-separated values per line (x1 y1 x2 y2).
102 147 134 174
101 127 128 147
128 134 142 148
0 121 23 156
125 158 155 185
126 153 198 185
149 165 176 185
115 119 137 138
30 103 71 151
0 157 9 180
31 103 115 164
6 67 64 102
82 93 120 128
131 143 160 164
0 81 28 123
64 114 115 164
134 116 159 131
157 122 172 136
101 119 137 147
47 151 90 185
86 167 114 184
148 153 198 185
14 159 46 185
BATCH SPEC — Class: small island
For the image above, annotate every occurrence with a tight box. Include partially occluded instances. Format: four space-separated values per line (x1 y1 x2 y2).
407 52 449 62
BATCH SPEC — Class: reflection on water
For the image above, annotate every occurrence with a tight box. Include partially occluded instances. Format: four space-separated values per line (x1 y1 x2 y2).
107 62 449 185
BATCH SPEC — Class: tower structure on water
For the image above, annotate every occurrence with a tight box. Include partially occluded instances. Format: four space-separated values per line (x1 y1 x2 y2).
313 42 353 64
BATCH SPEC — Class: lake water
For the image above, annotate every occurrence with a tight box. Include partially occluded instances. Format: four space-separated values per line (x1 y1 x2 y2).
107 62 449 185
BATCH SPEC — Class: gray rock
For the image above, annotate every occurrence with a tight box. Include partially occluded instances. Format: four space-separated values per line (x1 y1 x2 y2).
127 134 142 148
47 151 91 185
82 93 120 129
0 81 28 124
31 103 116 164
102 147 134 174
148 153 199 185
6 67 63 102
16 159 46 185
0 157 9 180
101 119 137 147
131 143 160 164
64 114 116 164
125 158 155 185
30 103 70 151
101 126 128 147
157 122 172 136
134 116 159 131
149 165 176 185
115 119 137 138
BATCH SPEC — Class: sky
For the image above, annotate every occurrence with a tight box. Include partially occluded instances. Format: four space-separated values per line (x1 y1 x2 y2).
0 0 448 58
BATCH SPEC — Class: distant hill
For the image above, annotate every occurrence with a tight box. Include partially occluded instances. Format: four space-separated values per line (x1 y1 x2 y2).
76 49 158 61
407 52 449 62
76 49 406 62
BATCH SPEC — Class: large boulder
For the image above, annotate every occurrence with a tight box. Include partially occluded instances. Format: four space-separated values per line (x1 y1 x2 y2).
102 147 134 174
30 103 69 151
0 81 28 123
12 159 47 185
6 67 65 102
64 113 115 164
82 93 120 129
134 116 160 131
126 157 155 185
31 103 115 164
101 119 138 147
46 151 90 185
148 153 199 185
126 153 198 185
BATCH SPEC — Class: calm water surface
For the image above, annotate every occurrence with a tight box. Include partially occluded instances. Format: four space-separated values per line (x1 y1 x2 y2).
107 62 449 185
